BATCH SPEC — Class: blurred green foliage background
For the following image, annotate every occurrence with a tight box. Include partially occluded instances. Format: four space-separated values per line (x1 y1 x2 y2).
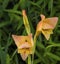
0 0 60 64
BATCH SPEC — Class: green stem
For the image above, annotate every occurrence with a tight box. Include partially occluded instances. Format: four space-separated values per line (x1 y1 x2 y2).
34 34 37 52
32 33 37 64
28 55 31 64
32 32 41 64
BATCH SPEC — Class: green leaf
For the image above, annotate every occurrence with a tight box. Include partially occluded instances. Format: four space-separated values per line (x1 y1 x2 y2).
48 0 53 16
0 21 11 28
0 49 6 64
6 54 10 64
34 59 41 64
20 0 28 9
35 51 48 64
46 43 60 52
4 9 22 15
46 52 60 61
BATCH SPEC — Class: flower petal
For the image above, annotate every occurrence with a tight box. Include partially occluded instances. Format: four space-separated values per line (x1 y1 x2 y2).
40 14 45 21
12 35 26 48
18 48 32 60
19 42 32 49
20 53 28 61
12 34 33 50
41 29 53 40
43 17 58 29
18 48 32 54
36 21 43 32
26 34 34 46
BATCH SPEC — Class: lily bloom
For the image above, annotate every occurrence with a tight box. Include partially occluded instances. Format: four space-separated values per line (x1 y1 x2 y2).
12 34 33 60
36 14 58 40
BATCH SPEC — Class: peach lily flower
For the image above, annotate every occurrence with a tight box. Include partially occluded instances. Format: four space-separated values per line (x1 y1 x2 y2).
36 14 58 40
12 34 33 60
